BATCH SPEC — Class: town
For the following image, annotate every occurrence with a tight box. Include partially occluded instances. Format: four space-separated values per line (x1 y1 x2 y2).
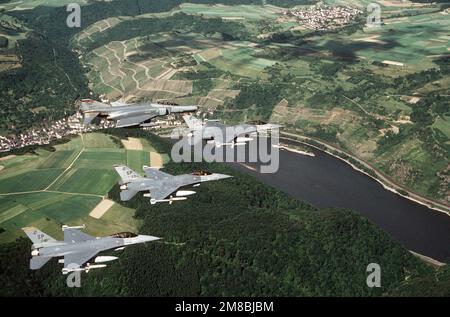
284 5 363 30
0 113 111 152
0 111 191 153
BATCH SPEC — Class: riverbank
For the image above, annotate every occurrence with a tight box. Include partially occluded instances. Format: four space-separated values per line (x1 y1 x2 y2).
280 131 450 217
273 144 315 157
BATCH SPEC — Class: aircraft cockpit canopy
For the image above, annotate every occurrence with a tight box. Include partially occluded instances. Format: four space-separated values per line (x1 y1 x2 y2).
110 232 137 238
247 120 267 125
191 170 212 176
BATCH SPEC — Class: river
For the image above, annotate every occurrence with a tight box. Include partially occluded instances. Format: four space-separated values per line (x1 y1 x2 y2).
226 138 450 263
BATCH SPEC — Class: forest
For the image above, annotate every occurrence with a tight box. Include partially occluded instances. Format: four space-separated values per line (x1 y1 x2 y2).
0 35 89 133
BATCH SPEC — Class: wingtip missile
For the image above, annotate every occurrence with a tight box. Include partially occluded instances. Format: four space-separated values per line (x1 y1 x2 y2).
62 224 86 231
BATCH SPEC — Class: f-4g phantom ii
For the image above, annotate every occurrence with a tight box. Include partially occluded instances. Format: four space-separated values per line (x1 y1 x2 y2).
183 115 282 147
114 165 232 204
23 225 160 274
80 99 197 128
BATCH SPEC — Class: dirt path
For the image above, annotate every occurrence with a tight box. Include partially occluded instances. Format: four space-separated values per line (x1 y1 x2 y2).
150 152 163 167
89 199 115 219
0 155 16 161
121 137 143 150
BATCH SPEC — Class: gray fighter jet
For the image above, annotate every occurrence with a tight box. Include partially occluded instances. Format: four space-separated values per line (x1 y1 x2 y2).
183 115 282 147
114 165 232 204
80 99 197 128
23 225 160 274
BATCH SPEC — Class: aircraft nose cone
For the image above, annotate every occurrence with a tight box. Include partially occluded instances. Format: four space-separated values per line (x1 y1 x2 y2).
210 173 233 180
139 235 161 243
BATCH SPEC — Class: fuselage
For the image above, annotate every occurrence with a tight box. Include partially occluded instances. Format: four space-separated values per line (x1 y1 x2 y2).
34 236 126 259
127 174 203 192
81 103 197 120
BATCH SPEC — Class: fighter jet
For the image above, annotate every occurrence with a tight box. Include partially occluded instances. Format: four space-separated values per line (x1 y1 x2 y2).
22 225 160 274
183 115 282 147
114 165 232 204
80 99 197 128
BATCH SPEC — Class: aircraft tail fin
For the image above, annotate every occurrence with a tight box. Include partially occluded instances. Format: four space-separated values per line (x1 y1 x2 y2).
183 115 203 131
22 227 57 245
30 256 52 270
80 99 109 108
114 165 140 183
80 99 108 125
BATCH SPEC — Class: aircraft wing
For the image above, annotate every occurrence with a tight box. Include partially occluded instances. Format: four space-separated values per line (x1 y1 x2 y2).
149 185 179 201
64 229 95 243
143 167 171 179
64 250 99 268
234 124 258 136
116 114 157 128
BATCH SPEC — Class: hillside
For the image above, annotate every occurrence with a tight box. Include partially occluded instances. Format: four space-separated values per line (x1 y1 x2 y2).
1 0 447 202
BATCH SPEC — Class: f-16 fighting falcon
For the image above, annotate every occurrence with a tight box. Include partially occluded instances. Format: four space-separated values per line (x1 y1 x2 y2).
114 165 232 204
22 225 160 274
80 99 198 128
183 115 282 147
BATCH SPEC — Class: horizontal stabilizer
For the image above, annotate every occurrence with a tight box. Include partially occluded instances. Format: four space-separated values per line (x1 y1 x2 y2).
83 112 99 125
30 256 52 270
120 189 139 201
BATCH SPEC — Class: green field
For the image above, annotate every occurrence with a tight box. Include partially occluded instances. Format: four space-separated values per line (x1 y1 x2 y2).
74 149 126 169
176 3 281 19
0 192 101 242
208 47 276 79
351 13 449 69
49 168 119 196
0 133 158 243
0 168 63 193
126 150 150 172
82 133 119 148
433 115 450 138
36 150 77 169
